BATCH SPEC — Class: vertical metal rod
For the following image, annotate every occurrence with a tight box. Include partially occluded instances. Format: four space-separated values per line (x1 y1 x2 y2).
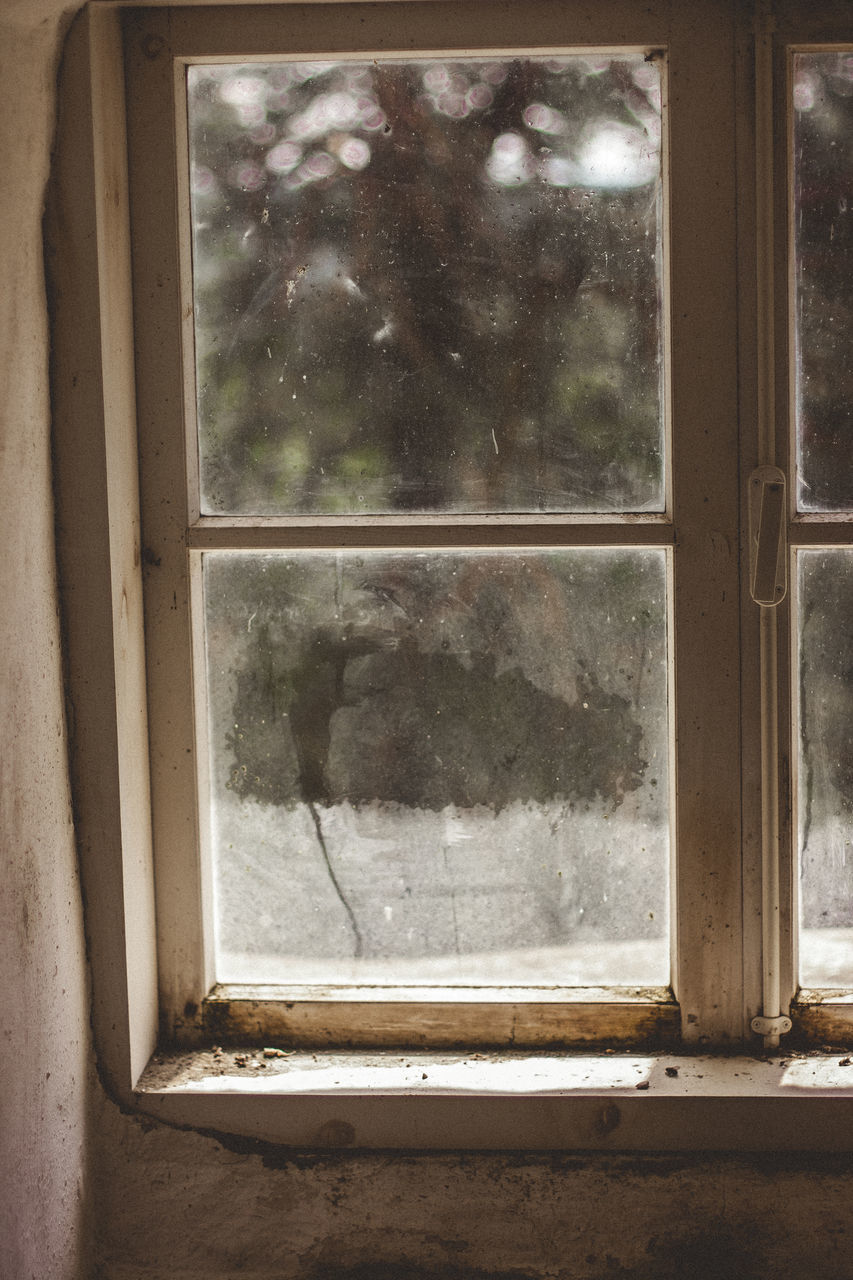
760 607 782 1047
755 0 783 1050
756 2 776 468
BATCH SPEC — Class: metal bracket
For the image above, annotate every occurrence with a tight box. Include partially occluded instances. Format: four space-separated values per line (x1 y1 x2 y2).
751 1014 792 1037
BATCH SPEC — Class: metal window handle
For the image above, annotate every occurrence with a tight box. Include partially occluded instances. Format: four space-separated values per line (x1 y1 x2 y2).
749 466 787 606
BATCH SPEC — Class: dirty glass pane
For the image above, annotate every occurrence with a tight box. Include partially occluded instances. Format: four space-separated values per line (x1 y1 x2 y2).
798 550 853 986
793 53 853 512
202 548 670 985
187 56 665 516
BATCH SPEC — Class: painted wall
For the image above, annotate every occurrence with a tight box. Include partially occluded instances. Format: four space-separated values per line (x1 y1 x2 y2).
5 2 853 1278
0 3 92 1278
92 1099 853 1280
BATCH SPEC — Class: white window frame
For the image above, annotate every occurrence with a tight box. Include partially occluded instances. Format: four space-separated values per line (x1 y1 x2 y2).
128 0 748 1053
50 0 853 1149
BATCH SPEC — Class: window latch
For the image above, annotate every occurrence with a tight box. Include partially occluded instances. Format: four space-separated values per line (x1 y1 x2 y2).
749 466 787 606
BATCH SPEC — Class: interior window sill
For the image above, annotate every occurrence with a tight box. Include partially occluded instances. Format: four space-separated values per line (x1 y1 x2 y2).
134 1049 853 1152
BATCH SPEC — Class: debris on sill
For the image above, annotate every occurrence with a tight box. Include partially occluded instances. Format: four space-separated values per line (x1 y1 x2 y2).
136 1046 853 1095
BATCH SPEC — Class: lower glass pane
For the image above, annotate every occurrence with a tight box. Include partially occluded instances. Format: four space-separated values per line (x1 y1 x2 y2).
202 548 671 985
798 549 853 986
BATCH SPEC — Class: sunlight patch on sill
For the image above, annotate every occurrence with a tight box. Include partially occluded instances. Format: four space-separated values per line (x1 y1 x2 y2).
779 1056 853 1090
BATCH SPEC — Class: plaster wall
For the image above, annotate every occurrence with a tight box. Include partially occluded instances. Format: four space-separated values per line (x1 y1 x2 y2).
93 1092 853 1280
6 3 853 1279
0 3 92 1278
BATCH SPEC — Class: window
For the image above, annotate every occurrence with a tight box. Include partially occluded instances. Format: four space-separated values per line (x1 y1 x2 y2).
52 0 853 1115
126 0 735 1051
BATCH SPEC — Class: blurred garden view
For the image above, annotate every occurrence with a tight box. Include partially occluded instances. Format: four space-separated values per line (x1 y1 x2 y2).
188 54 664 514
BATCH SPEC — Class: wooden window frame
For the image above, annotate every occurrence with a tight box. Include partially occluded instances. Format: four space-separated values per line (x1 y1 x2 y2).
123 0 746 1053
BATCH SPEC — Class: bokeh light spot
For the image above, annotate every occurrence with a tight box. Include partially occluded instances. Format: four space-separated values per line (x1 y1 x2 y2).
337 136 371 170
266 140 303 174
524 102 568 134
576 122 658 188
487 131 535 186
228 160 265 191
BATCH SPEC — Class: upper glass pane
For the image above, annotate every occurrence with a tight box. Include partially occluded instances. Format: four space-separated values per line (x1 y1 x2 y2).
793 51 853 513
187 55 665 516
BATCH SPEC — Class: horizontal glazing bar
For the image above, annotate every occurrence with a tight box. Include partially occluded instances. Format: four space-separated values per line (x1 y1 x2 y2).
188 519 675 550
789 518 853 541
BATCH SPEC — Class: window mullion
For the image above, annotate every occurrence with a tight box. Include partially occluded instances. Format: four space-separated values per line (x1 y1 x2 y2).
668 3 744 1044
744 0 792 1051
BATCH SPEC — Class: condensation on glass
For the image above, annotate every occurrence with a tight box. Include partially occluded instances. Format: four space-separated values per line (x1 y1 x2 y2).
187 55 666 515
792 51 853 513
203 549 671 985
798 551 853 987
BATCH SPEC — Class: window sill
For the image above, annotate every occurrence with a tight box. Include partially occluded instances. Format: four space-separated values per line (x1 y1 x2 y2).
135 1050 853 1151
